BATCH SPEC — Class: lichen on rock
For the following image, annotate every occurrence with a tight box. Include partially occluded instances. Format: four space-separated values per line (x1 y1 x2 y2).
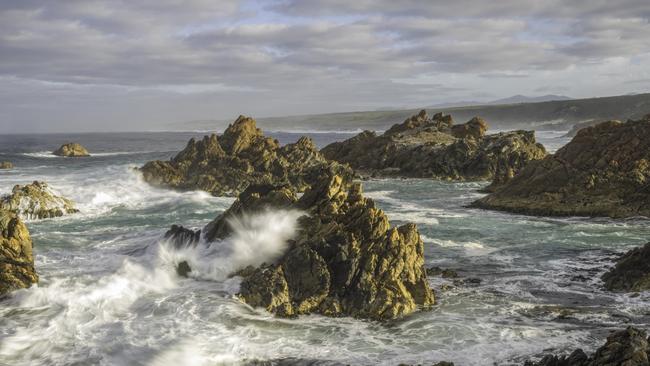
472 116 650 218
0 181 79 220
53 143 90 157
320 110 546 189
0 209 38 295
141 115 351 197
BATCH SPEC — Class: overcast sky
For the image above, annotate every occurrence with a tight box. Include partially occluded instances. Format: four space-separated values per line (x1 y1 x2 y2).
1 0 650 133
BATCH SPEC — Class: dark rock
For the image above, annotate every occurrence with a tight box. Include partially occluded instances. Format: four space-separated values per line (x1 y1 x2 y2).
176 261 192 278
53 143 90 157
602 243 650 292
523 327 649 366
426 266 458 278
473 117 650 218
0 210 38 295
141 115 352 197
564 120 611 138
0 162 14 169
321 110 546 189
202 164 434 320
0 181 79 220
164 225 201 249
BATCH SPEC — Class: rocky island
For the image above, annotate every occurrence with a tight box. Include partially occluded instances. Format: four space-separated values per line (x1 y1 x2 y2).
472 116 650 218
169 165 434 320
0 210 38 295
141 115 352 197
320 110 547 189
0 181 79 220
602 243 650 292
0 161 14 169
53 143 90 157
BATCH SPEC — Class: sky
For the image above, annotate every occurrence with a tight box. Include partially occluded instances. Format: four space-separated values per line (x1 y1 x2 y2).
1 0 650 133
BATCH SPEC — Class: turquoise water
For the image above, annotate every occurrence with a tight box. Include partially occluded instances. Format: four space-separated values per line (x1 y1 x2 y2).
0 131 648 366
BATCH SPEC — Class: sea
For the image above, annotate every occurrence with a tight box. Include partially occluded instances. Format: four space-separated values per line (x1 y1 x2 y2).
0 130 649 366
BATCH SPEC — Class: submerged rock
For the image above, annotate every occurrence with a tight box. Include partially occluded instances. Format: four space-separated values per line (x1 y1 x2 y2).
0 162 14 169
0 181 78 220
523 327 649 366
320 110 546 188
472 116 650 218
0 210 38 295
53 143 90 157
164 225 200 249
602 243 650 292
197 164 434 320
141 115 351 197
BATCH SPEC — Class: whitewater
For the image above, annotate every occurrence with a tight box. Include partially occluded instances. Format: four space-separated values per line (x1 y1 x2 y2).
0 131 649 366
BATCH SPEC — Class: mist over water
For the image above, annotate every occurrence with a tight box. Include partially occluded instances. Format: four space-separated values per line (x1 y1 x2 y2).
1 130 649 365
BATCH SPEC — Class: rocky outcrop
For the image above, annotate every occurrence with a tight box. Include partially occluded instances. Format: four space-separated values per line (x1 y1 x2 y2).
320 110 546 188
0 210 38 295
0 181 78 220
0 162 13 169
472 117 650 218
172 165 434 320
564 120 610 138
524 327 650 366
602 243 650 292
141 115 351 197
53 143 90 157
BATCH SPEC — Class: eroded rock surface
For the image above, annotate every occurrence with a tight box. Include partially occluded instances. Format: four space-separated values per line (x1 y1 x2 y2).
53 143 90 157
320 110 546 189
0 181 78 220
524 327 650 366
177 165 434 320
473 117 650 218
0 210 38 295
141 115 351 197
602 243 650 292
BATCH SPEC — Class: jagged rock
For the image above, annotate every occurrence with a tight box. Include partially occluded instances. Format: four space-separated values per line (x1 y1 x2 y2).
524 327 650 366
53 143 90 157
200 165 434 320
602 243 650 292
473 117 650 218
564 120 610 138
176 261 192 278
0 162 14 169
0 181 79 220
141 115 351 197
164 225 201 249
321 110 546 189
0 210 38 295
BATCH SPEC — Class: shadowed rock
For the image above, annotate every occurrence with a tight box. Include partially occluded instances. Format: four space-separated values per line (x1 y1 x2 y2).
53 143 90 157
523 327 650 366
321 110 546 189
141 115 351 197
164 225 201 249
472 116 650 218
1 210 38 295
0 181 78 220
602 243 650 292
197 164 434 320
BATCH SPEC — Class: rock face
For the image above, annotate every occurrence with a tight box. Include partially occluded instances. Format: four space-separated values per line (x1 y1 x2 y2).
564 120 611 138
0 210 38 295
53 143 90 157
472 117 650 218
185 165 434 320
0 181 79 220
320 110 546 188
524 327 650 366
0 162 13 169
141 115 351 197
602 243 650 292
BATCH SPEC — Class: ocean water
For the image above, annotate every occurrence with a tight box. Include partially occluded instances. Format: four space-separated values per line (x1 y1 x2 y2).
0 130 648 366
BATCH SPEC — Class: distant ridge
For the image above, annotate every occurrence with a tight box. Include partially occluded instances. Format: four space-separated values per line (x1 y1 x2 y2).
488 94 572 105
178 92 650 132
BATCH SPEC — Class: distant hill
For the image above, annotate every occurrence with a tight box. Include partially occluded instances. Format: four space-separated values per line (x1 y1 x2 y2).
488 94 572 105
179 92 650 132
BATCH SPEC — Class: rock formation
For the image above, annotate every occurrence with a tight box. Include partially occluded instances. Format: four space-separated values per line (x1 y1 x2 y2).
564 120 610 138
53 143 90 157
0 181 79 220
0 210 38 295
0 162 13 169
171 164 434 320
524 327 650 366
602 243 650 292
320 110 546 189
141 115 351 197
472 116 650 218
